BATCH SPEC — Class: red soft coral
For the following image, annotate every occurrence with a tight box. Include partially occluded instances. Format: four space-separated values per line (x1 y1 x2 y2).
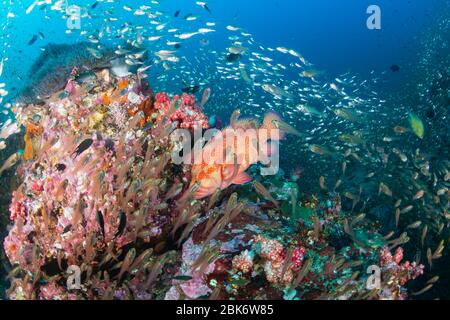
154 92 209 130
9 191 27 221
379 247 424 286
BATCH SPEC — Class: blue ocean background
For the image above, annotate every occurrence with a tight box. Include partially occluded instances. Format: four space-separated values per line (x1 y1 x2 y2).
0 0 446 100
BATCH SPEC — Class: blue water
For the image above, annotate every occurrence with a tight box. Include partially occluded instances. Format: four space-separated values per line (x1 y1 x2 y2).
208 0 438 78
0 0 445 100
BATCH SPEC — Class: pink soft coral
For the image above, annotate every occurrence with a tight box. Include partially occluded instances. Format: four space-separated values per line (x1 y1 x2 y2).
232 250 254 273
379 247 424 287
39 281 66 300
9 191 27 221
154 92 209 130
253 235 307 285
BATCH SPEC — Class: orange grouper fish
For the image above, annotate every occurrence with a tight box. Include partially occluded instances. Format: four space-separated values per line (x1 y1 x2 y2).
189 110 299 199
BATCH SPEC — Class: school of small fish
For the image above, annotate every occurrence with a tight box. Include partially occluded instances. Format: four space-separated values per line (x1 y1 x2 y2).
0 0 448 301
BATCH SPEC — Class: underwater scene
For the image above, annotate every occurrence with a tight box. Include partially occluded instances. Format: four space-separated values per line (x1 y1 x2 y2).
0 0 449 302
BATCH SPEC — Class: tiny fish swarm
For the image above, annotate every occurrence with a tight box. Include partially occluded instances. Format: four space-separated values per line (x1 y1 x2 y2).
2 67 425 300
3 68 206 299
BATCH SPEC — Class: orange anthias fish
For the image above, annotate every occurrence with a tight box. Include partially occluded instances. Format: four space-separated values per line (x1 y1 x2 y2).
190 111 294 199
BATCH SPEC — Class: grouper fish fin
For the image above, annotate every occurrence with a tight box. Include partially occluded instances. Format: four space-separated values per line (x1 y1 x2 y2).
231 171 252 185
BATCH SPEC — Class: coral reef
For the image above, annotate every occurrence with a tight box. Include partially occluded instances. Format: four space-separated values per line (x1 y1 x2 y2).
2 64 425 300
0 128 23 299
4 68 203 299
161 174 424 300
154 92 209 130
